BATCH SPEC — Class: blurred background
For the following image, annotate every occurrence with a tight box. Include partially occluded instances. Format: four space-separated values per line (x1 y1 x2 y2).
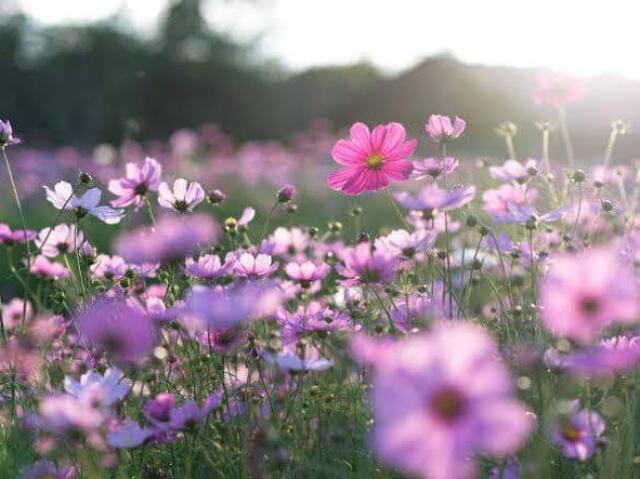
3 0 640 157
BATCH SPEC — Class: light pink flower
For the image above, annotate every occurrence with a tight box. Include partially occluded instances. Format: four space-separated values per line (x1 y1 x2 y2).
482 184 537 219
285 261 330 283
541 248 639 344
29 255 69 280
234 253 278 280
425 114 466 142
328 122 416 195
35 224 84 258
336 242 397 286
489 159 537 183
412 157 459 180
534 72 586 108
158 178 205 213
108 156 162 210
185 253 236 280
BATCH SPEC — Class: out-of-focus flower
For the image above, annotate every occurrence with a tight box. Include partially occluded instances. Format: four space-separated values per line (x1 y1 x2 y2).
483 184 537 219
425 114 466 142
534 72 586 108
29 255 69 280
375 229 437 259
551 400 605 461
234 253 279 280
115 214 218 264
108 156 162 210
44 182 124 224
412 157 459 180
352 324 533 479
64 367 131 406
19 459 76 479
337 242 397 285
76 298 156 365
158 178 205 213
185 253 236 280
264 345 332 372
389 293 440 332
144 393 175 427
268 227 310 258
169 392 222 430
495 202 569 226
541 248 639 344
0 119 20 147
107 421 153 448
277 302 356 344
2 298 33 330
0 224 36 246
207 189 226 205
490 159 537 183
395 185 476 212
328 122 416 195
277 184 296 203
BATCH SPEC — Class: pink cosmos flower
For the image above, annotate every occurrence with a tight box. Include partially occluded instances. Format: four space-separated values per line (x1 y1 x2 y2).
2 298 33 330
551 401 605 461
169 392 222 430
108 156 162 210
540 248 640 344
353 324 533 479
375 228 437 259
36 224 84 258
277 301 356 344
395 185 476 212
158 178 205 213
19 460 76 479
482 184 537 219
268 227 310 259
425 114 466 142
264 345 332 372
0 224 36 245
327 122 416 195
185 253 236 280
285 261 330 284
0 118 20 146
412 157 459 180
489 159 538 183
29 255 69 280
336 242 397 286
63 367 131 406
534 72 586 109
107 421 153 449
234 253 279 280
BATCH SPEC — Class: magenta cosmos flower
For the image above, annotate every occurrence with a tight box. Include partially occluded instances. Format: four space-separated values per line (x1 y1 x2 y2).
158 178 205 213
551 400 605 461
425 114 466 142
327 122 416 195
353 323 533 479
108 156 162 210
540 248 639 344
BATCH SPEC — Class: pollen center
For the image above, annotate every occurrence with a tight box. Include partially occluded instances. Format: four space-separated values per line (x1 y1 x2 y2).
431 387 466 422
366 154 384 169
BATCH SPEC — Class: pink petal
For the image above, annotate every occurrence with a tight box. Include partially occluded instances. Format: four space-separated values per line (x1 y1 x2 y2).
341 168 369 196
385 139 417 162
383 160 414 182
380 122 406 154
370 125 387 152
364 170 389 191
349 123 371 152
331 140 366 165
328 167 361 191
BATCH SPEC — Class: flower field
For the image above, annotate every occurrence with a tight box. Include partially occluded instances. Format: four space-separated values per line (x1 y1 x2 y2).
1 74 640 478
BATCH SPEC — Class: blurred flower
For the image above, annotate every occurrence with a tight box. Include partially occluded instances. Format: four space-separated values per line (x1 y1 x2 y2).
158 178 205 213
277 184 296 203
29 255 69 280
169 392 222 430
76 298 156 365
412 157 459 180
115 214 218 264
353 324 533 479
0 224 36 246
0 119 20 147
108 156 162 210
483 184 537 218
425 114 466 142
207 189 226 205
64 367 131 406
541 248 639 344
551 400 605 461
534 72 586 108
264 345 332 372
337 242 397 285
285 260 330 284
44 181 124 224
35 224 84 258
2 298 33 330
107 421 153 448
494 202 569 226
490 159 537 183
394 185 476 212
328 122 416 195
19 459 75 479
375 228 437 259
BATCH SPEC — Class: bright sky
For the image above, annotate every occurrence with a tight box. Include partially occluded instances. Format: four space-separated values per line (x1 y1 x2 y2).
12 0 640 78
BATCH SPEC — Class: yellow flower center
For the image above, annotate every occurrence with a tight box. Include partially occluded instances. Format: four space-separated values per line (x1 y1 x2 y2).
562 424 581 442
366 154 384 169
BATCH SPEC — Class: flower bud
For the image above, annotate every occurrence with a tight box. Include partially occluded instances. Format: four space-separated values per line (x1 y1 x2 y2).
277 184 296 203
207 189 226 205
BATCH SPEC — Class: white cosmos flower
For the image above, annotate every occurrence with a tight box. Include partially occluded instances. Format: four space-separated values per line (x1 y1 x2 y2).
44 181 125 224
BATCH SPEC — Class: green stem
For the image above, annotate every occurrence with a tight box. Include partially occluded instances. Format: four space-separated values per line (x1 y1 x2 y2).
384 189 411 230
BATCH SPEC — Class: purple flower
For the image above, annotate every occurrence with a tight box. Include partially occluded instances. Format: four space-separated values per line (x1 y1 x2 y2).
264 345 333 372
0 119 20 147
29 255 69 280
0 224 36 246
412 157 459 180
108 156 162 210
234 253 279 280
336 242 397 285
76 298 156 365
144 392 176 426
277 301 356 344
395 185 476 212
19 460 76 479
495 202 569 226
207 189 226 205
425 114 466 142
552 401 605 461
390 293 440 332
353 324 534 479
107 421 154 448
375 228 437 259
63 367 131 406
115 214 218 264
169 392 222 430
185 253 236 280
158 178 205 213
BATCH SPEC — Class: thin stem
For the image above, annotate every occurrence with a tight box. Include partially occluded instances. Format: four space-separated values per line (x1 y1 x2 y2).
384 189 411 230
505 135 516 159
557 107 574 168
603 128 618 170
145 196 157 225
